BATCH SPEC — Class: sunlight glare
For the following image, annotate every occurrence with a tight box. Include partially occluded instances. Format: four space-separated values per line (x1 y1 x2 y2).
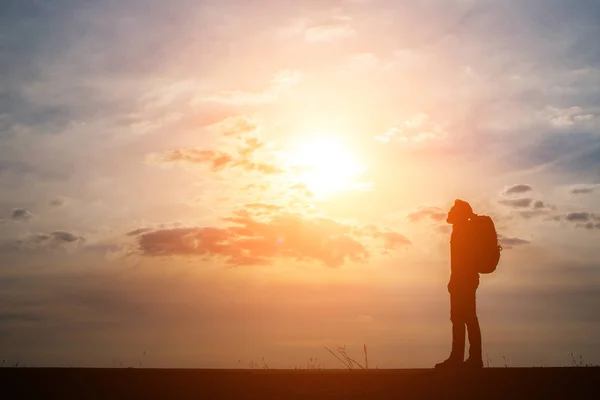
287 136 365 197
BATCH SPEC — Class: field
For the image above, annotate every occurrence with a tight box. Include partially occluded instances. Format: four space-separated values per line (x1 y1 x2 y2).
3 367 599 399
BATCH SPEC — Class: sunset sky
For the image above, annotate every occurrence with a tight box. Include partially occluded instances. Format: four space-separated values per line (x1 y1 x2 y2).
1 0 600 368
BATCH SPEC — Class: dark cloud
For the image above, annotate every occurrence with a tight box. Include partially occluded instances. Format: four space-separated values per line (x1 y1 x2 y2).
498 235 530 249
566 212 592 222
408 207 447 222
504 184 533 195
135 208 410 267
49 197 66 207
50 231 82 243
1 230 84 252
577 222 600 230
571 184 600 194
498 191 556 219
126 228 154 236
543 210 598 231
498 198 533 208
510 133 600 182
553 211 600 230
9 208 33 221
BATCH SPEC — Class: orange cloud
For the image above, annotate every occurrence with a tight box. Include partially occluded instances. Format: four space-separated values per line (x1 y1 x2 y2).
238 136 265 157
235 159 283 174
245 203 283 211
134 206 410 267
408 207 447 222
161 148 235 172
206 115 259 137
158 138 281 174
203 70 301 105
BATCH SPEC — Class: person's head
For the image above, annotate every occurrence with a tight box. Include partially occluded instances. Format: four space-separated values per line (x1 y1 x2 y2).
446 199 474 225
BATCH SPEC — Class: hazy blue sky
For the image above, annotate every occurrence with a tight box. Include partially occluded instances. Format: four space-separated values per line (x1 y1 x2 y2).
1 0 600 368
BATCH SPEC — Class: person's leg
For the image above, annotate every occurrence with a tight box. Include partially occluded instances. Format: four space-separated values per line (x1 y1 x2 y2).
466 318 481 360
436 291 466 368
464 289 483 367
451 320 466 360
450 291 466 361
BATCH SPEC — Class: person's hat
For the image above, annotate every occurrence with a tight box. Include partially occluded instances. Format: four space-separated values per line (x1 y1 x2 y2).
452 199 473 215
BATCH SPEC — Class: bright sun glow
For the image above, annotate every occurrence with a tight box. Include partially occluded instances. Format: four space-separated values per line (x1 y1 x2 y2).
287 136 365 197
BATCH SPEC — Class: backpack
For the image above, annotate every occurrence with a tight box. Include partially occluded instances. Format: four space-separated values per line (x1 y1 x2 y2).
470 214 502 274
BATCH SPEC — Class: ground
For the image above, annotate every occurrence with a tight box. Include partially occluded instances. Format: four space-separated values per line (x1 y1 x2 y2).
3 368 599 399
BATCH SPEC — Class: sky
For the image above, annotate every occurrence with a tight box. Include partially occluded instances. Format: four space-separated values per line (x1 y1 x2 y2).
1 0 600 368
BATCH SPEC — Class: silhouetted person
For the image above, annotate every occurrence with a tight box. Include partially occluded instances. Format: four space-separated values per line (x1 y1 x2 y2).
435 199 483 369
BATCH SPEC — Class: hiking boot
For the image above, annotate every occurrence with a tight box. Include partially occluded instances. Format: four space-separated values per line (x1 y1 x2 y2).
434 357 463 369
462 358 483 369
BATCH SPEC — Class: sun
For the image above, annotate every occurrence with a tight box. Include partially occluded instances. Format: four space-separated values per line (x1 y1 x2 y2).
286 136 365 197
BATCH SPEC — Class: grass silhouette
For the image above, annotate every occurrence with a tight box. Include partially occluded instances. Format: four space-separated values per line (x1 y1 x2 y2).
325 344 371 370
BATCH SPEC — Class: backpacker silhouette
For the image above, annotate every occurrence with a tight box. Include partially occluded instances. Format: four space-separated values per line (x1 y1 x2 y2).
470 214 502 274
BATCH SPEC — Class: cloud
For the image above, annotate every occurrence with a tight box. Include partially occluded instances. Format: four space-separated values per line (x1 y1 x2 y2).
570 184 600 195
289 183 314 198
158 147 282 174
1 231 84 252
497 185 556 218
245 203 283 211
565 212 593 222
155 113 281 175
503 184 533 195
554 211 600 230
498 196 557 219
344 53 388 73
541 106 597 128
49 197 68 207
238 136 265 157
235 159 283 174
135 207 410 267
10 208 33 221
498 198 533 208
203 70 301 105
304 15 356 42
375 231 412 253
498 235 530 249
244 183 271 192
564 212 600 223
437 225 452 234
160 149 235 172
577 222 600 230
376 113 446 144
50 231 82 243
157 132 282 176
126 228 154 236
206 115 259 137
504 131 600 184
407 206 447 223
